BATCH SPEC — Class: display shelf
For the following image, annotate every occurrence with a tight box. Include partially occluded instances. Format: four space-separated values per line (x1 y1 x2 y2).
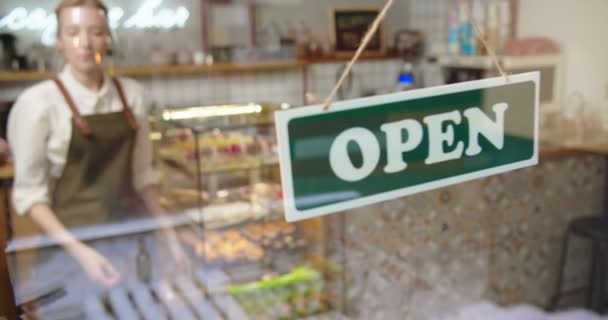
303 53 399 64
438 54 562 69
0 70 54 82
2 95 334 318
0 61 302 82
184 206 286 232
200 157 279 174
0 54 400 83
114 60 305 78
5 202 285 253
160 120 278 135
5 211 193 253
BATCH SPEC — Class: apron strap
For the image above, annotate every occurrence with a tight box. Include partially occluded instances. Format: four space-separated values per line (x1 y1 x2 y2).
52 77 93 136
111 78 139 130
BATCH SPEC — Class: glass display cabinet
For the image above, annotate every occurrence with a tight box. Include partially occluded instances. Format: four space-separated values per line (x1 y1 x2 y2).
145 102 347 320
4 102 346 320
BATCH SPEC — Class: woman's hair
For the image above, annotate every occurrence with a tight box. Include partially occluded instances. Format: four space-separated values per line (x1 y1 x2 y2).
55 0 109 33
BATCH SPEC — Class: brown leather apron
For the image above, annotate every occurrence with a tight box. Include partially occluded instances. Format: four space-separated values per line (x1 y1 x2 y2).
9 77 145 239
9 77 148 317
50 77 145 228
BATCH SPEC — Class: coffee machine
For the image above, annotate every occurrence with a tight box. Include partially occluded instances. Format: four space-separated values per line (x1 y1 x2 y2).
0 33 27 70
393 30 446 91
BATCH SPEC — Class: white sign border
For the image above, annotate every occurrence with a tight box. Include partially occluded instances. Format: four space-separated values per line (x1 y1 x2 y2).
276 72 540 222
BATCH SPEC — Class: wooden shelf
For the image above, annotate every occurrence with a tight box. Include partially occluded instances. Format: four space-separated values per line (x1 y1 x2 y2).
0 61 304 82
0 70 55 82
113 60 305 77
303 52 400 64
0 55 401 83
438 54 562 69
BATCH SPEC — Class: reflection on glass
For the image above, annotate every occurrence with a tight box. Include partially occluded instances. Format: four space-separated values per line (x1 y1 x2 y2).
7 101 335 319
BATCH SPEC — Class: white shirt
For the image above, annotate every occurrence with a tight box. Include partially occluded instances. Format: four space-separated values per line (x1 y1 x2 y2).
8 66 158 215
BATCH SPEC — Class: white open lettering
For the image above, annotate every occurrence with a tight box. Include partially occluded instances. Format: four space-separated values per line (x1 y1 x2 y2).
329 103 509 181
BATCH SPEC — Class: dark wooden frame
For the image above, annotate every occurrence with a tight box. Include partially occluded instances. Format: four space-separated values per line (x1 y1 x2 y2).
330 7 386 58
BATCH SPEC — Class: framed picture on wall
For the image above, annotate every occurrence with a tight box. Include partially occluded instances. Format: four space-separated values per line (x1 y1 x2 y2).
331 7 386 57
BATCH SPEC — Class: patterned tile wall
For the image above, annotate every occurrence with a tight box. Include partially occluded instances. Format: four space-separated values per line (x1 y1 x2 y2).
324 154 606 319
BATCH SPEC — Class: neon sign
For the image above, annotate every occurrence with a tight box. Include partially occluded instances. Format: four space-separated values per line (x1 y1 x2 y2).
0 0 190 46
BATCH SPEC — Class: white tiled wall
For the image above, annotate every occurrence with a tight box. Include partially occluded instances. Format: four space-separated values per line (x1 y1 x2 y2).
407 0 451 55
306 59 403 102
141 59 402 109
1 60 402 108
255 0 410 49
139 69 304 109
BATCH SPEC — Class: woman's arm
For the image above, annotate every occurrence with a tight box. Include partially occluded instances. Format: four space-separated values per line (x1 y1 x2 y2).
8 88 119 288
28 204 79 249
28 204 121 287
7 90 52 218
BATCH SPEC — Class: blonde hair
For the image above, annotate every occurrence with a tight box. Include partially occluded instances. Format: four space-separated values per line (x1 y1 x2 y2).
55 0 109 33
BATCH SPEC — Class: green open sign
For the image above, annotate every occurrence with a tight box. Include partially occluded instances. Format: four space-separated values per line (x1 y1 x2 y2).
276 73 539 222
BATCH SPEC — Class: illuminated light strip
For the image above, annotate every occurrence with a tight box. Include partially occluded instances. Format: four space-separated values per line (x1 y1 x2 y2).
149 132 163 141
162 104 263 121
0 0 190 46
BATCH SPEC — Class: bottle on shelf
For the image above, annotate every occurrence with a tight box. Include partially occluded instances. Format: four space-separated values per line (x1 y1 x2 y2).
458 0 475 56
447 11 461 56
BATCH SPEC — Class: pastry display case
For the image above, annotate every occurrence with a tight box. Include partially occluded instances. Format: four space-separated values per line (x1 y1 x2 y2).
4 103 345 320
140 102 346 320
153 102 286 227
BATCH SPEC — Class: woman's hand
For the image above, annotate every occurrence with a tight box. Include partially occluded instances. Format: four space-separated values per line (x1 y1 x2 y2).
27 205 120 287
68 242 121 288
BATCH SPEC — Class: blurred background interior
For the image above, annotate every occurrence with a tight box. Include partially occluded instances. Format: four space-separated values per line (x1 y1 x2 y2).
1 0 608 319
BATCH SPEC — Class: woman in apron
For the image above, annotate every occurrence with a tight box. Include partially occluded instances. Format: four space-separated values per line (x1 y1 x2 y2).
7 0 188 301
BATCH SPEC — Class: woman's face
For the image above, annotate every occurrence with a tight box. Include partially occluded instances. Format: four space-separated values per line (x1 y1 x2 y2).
57 5 110 74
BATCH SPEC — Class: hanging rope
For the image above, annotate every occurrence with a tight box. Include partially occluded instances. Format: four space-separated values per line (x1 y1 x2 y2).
469 13 510 81
321 0 509 111
322 0 395 111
